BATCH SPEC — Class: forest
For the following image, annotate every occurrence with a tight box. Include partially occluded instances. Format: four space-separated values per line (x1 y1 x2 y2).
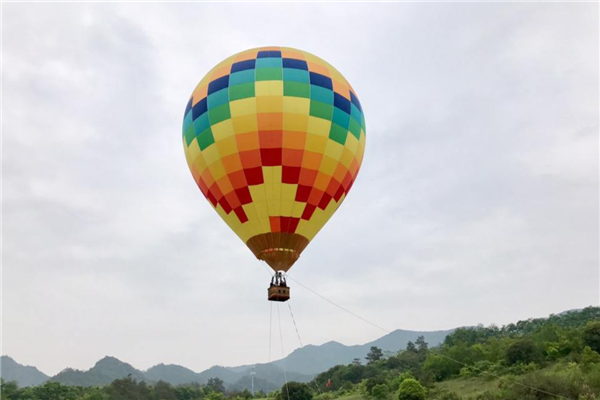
2 307 599 400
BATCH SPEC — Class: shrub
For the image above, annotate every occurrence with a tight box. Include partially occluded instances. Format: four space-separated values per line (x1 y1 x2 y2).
397 379 425 400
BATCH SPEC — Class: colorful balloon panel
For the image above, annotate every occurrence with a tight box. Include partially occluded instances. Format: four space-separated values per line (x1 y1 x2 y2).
183 47 366 272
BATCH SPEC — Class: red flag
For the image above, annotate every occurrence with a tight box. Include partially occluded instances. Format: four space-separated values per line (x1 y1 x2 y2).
326 379 331 387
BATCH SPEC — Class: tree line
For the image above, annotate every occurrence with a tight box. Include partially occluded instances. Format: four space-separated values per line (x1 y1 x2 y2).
2 307 600 400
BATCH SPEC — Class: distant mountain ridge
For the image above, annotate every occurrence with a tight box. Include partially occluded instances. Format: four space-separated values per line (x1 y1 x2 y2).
0 356 49 387
0 328 452 388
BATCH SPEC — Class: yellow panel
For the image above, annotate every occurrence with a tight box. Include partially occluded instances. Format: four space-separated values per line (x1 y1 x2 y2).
323 140 344 161
256 81 283 97
232 115 258 134
283 113 309 132
230 98 257 117
283 97 310 115
209 160 227 181
249 185 266 202
296 196 340 240
212 119 235 142
242 204 269 235
202 144 221 166
185 137 202 166
257 96 283 113
291 202 306 218
319 155 338 175
216 136 238 158
307 116 332 137
281 183 297 200
280 200 295 217
216 177 234 195
193 155 208 175
340 148 354 168
305 133 328 153
344 133 359 154
215 203 251 242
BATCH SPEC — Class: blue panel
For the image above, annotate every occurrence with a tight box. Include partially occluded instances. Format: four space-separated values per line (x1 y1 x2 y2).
333 92 351 114
231 59 255 73
309 72 333 90
257 50 282 58
192 98 208 120
184 97 193 118
282 58 308 70
208 75 229 95
350 91 362 112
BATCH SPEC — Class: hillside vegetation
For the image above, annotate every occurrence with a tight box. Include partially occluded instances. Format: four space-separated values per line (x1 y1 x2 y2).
2 307 599 400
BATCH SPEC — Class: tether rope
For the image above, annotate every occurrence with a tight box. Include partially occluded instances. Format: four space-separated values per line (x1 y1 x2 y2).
266 302 273 395
287 301 323 395
287 275 574 400
277 303 291 400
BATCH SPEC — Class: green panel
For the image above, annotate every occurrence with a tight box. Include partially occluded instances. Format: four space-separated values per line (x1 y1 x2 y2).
184 123 196 146
328 123 348 145
208 104 231 125
256 68 283 81
309 100 333 121
310 85 333 104
283 68 310 83
193 112 210 134
332 107 350 129
230 70 255 86
229 83 255 101
197 128 215 150
284 81 310 98
348 118 361 140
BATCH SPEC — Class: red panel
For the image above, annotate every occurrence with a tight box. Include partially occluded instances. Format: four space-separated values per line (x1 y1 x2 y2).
198 178 210 196
239 150 262 168
219 197 232 214
288 217 300 233
279 216 292 233
282 166 301 184
235 186 252 205
318 193 332 210
259 131 283 148
234 207 249 223
282 148 304 167
325 178 340 197
209 183 223 202
225 191 241 209
229 170 247 189
207 191 218 207
269 216 281 232
295 185 312 202
308 188 324 204
244 167 264 185
333 185 345 202
298 168 317 185
301 204 316 220
260 148 282 166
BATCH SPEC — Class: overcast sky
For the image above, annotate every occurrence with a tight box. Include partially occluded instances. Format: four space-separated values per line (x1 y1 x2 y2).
2 2 598 377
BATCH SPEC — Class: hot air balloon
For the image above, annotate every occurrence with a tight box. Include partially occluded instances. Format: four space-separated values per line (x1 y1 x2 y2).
182 47 366 301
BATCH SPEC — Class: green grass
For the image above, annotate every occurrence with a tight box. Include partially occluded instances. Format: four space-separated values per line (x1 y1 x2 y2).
433 376 500 398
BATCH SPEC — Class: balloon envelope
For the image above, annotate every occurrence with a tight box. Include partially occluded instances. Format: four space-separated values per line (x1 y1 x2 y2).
183 47 366 272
